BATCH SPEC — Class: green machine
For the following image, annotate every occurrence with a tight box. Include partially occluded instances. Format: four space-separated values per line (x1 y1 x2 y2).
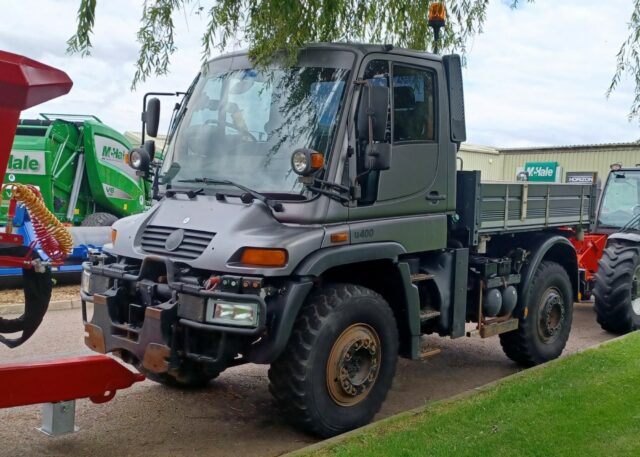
1 114 150 226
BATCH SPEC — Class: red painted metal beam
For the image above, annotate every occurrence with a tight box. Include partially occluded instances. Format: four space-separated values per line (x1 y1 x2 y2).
0 355 144 408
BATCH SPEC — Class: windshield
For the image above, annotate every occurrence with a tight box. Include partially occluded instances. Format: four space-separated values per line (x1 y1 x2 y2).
161 63 351 194
598 170 640 228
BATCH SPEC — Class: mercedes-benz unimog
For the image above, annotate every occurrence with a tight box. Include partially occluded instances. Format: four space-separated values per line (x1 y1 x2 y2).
80 39 596 436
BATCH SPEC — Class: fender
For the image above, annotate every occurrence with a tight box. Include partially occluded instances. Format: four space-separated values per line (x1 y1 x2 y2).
247 242 410 363
518 234 579 316
294 242 407 276
608 232 640 244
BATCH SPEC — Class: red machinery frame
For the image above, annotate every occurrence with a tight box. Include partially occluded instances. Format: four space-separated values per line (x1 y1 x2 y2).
570 233 608 298
0 51 143 415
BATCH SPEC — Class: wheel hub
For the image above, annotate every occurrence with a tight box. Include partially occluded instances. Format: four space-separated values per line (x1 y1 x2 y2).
327 324 381 406
538 288 565 343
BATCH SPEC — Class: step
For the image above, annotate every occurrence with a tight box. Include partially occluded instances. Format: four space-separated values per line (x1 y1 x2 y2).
411 273 434 283
420 309 441 321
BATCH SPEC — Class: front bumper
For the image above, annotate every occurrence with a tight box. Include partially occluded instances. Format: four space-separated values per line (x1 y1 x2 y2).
81 256 314 373
81 258 267 374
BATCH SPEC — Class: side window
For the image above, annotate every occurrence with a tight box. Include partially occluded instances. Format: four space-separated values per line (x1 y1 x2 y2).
392 65 436 142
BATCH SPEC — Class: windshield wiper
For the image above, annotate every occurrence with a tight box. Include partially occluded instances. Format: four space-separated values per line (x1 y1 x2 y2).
177 178 284 212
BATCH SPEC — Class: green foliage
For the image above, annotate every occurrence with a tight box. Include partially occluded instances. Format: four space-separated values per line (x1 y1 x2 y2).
67 0 97 56
609 0 640 120
69 0 513 88
68 0 640 120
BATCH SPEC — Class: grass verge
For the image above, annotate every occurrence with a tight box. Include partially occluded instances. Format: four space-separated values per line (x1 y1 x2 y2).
306 332 640 457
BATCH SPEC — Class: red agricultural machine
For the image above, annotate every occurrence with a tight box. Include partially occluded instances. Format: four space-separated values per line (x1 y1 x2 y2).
0 51 142 435
570 165 640 333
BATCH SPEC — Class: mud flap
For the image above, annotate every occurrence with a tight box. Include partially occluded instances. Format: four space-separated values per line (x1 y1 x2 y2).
0 246 52 348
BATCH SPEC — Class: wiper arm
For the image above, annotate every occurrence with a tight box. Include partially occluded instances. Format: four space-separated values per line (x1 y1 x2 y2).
178 178 284 212
165 187 204 199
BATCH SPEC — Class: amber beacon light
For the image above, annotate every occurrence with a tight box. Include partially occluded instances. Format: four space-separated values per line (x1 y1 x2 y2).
428 2 447 54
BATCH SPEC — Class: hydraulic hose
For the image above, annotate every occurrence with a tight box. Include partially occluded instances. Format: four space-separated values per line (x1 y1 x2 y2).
9 184 73 262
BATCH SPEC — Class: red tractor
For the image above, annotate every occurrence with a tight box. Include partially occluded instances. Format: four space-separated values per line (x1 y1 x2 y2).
571 165 640 333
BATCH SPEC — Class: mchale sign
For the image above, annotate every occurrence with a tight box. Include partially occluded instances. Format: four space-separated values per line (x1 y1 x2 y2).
522 161 562 182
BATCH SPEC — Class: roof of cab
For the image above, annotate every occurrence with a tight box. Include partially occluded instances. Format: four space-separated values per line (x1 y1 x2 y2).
206 42 443 64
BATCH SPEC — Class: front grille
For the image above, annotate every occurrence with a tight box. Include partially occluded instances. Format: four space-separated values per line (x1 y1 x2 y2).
140 225 215 260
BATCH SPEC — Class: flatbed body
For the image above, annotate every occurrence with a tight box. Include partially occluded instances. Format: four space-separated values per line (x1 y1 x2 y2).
456 171 594 245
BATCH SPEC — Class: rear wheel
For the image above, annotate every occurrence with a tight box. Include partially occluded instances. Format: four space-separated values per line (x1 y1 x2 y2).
268 283 398 437
81 212 118 227
593 242 640 334
500 261 573 366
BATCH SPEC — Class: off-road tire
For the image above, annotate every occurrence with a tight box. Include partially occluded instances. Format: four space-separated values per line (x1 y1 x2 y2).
140 361 221 389
268 283 399 437
593 242 640 334
499 261 573 366
81 212 118 227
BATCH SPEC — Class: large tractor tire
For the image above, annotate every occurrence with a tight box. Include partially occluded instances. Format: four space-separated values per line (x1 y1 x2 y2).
593 242 640 334
268 283 398 437
81 212 118 227
500 261 573 366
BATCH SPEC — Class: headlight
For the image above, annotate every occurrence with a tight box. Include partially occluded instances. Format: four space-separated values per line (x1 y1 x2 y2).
205 299 259 327
290 148 324 176
291 150 309 174
128 147 150 171
81 270 92 295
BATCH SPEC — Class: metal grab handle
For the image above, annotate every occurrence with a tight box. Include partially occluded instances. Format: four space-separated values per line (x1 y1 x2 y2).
426 192 446 201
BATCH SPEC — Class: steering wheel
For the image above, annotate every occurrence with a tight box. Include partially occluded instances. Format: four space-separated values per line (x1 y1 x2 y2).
632 204 640 216
204 119 257 142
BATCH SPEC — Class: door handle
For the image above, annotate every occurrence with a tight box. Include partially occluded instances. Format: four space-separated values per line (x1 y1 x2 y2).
426 192 446 202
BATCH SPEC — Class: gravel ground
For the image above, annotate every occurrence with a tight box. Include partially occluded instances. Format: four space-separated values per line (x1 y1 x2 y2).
0 285 79 305
0 303 613 457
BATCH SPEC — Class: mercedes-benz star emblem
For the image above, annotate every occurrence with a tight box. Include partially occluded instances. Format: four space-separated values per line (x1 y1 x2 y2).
165 229 185 252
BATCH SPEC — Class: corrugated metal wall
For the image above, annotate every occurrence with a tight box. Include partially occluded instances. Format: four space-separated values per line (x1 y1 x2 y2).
459 143 640 182
458 144 504 181
501 145 640 182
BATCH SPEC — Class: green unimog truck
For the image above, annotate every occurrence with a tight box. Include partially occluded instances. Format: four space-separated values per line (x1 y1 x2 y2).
80 43 596 437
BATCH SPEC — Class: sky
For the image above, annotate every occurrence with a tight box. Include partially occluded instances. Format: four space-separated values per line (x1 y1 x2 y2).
1 0 638 148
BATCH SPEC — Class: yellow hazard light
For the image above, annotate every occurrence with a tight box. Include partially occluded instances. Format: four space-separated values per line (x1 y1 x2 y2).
428 2 446 24
111 228 117 244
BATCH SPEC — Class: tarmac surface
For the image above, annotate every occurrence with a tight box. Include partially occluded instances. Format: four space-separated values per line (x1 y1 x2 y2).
0 302 613 457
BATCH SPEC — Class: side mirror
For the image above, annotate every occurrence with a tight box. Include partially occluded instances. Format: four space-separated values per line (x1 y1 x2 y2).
357 85 389 142
143 140 156 161
143 97 160 138
365 143 392 171
129 147 151 173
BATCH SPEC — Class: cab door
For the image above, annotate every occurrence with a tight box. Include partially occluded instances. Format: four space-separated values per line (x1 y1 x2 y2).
349 54 449 221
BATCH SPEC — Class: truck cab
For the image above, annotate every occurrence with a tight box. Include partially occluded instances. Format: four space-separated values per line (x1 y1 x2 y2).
81 44 594 437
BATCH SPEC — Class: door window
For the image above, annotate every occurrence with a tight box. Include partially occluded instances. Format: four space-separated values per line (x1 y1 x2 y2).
392 65 436 142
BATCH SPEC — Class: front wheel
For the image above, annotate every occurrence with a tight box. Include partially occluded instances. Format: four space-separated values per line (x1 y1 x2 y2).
268 283 398 437
500 261 573 366
593 242 640 334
